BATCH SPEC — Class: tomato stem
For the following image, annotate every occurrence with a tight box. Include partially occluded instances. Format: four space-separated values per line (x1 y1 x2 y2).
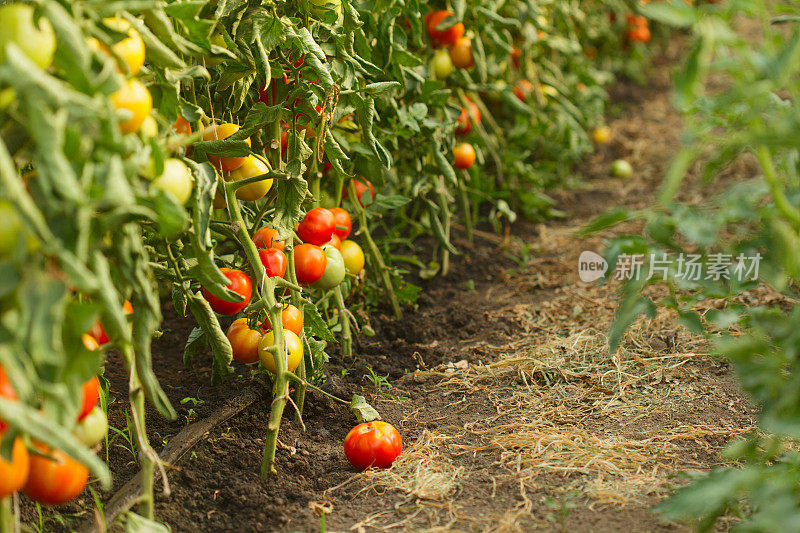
459 169 473 243
0 497 12 533
285 371 349 406
436 175 452 276
333 285 352 358
285 244 308 419
347 180 402 319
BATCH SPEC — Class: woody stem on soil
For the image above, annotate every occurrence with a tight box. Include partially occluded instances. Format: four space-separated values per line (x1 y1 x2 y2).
347 180 402 318
437 175 452 276
333 285 352 358
286 243 307 419
222 180 288 477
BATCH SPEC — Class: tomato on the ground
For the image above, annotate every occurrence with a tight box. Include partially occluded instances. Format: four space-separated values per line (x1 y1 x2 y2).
449 37 474 69
202 123 251 171
259 247 287 278
340 240 365 275
227 318 263 364
297 208 335 246
425 10 464 47
202 268 253 316
230 155 273 202
73 406 108 447
78 376 100 422
294 244 327 284
110 79 152 134
23 445 89 506
0 4 56 69
453 143 476 170
343 421 403 471
312 244 346 290
0 433 29 498
252 228 284 251
261 304 304 336
329 207 352 240
258 330 303 374
151 158 194 205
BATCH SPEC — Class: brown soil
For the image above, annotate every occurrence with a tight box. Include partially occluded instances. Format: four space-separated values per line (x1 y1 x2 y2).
22 36 761 533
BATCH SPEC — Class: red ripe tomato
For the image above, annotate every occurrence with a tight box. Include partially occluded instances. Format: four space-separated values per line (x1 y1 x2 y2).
449 36 474 69
425 10 464 48
0 366 17 432
513 80 534 102
252 227 284 251
343 421 403 471
325 233 342 251
329 207 352 240
259 248 287 278
297 208 335 246
0 433 29 498
202 268 253 316
344 178 375 207
23 444 89 506
455 97 481 136
453 143 476 170
261 304 304 336
78 376 100 422
89 300 133 345
510 46 521 69
294 243 327 284
322 162 333 174
627 25 651 43
227 318 263 364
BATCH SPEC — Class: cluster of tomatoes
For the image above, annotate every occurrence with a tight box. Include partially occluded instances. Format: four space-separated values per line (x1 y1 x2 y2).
625 14 651 44
0 367 103 505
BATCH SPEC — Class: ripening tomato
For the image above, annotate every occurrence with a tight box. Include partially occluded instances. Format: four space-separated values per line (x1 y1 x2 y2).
252 228 284 251
329 207 352 240
513 79 534 102
294 243 327 284
78 376 100 422
88 300 133 345
312 245 346 290
229 155 273 202
340 240 365 275
425 10 464 48
453 143 476 170
592 126 612 145
258 329 303 374
0 366 17 433
627 25 651 43
151 158 194 205
261 304 304 336
510 46 521 69
227 318 263 364
344 178 375 207
449 37 474 69
96 17 145 75
0 433 28 498
297 208 335 246
0 4 56 69
173 116 192 135
430 49 453 80
110 79 152 134
325 233 342 251
455 97 481 136
343 421 403 471
202 268 253 316
73 406 107 448
203 123 251 171
23 445 89 506
259 247 287 278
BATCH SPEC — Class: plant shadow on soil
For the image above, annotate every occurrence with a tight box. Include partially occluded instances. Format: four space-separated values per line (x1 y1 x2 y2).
22 36 763 533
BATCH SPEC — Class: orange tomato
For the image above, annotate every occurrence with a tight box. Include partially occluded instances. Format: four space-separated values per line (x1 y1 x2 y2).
227 318 263 364
0 365 18 433
513 80 534 102
262 304 304 336
78 376 100 422
172 116 192 135
23 445 88 506
202 123 251 171
425 10 464 48
0 434 29 498
449 37 474 69
252 227 284 251
110 79 152 134
453 143 476 170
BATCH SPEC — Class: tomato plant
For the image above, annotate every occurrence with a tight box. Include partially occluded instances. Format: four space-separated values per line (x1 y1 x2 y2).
343 421 403 471
203 123 250 171
202 268 253 316
230 156 273 202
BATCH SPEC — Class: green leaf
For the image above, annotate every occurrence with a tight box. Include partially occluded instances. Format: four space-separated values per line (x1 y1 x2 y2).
272 176 309 241
303 304 336 343
349 394 381 422
186 293 233 384
640 2 698 27
580 208 631 235
183 326 208 369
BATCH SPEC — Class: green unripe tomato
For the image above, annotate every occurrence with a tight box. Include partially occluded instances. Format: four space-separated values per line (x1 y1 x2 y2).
0 4 56 69
312 244 346 290
431 49 454 80
611 159 633 178
73 406 108 448
151 158 194 205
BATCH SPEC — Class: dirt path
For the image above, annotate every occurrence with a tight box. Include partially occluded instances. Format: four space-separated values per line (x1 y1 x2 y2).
46 37 758 533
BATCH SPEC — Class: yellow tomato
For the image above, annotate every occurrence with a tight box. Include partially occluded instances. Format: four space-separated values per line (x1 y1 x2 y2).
151 158 194 205
93 17 146 75
340 240 365 275
592 126 612 145
0 4 56 69
202 123 251 171
229 155 273 202
258 329 303 374
110 79 152 134
140 115 158 138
